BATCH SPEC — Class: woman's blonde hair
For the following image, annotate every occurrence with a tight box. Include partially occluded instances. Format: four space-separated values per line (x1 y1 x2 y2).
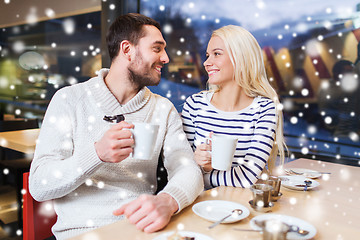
211 25 287 173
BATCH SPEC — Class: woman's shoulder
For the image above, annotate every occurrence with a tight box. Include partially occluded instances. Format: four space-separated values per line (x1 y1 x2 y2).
185 91 211 104
256 96 275 106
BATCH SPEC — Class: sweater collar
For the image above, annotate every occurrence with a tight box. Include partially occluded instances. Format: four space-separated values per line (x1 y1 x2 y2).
90 68 151 115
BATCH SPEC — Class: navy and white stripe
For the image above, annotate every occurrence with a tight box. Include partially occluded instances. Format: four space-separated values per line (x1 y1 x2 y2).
181 91 277 189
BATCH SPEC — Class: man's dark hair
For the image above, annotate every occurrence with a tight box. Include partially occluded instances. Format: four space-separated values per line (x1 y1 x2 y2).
106 13 161 62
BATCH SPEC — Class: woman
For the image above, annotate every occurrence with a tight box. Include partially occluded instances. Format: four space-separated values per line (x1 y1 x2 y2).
181 25 286 189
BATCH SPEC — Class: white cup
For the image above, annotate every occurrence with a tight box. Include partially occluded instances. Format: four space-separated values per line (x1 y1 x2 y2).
210 134 238 171
130 122 159 160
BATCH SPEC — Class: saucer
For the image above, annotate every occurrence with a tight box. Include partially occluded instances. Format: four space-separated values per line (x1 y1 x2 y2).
280 175 320 191
192 200 250 223
152 231 214 240
250 214 317 239
285 168 321 179
271 192 283 202
248 200 274 212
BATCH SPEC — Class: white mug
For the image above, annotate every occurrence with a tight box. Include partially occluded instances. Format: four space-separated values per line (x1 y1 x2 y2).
210 134 238 171
130 122 159 160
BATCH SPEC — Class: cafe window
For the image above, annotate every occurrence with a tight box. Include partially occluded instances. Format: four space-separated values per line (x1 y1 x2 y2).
0 11 101 120
139 0 360 165
1 0 360 165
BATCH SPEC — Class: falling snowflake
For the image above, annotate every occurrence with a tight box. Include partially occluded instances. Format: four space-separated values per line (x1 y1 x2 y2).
177 223 185 231
324 116 332 124
97 181 105 189
85 179 93 186
163 24 173 34
26 7 38 25
340 74 358 93
45 8 55 18
63 18 75 35
307 125 317 135
305 39 320 57
210 189 218 197
301 147 309 155
349 132 359 142
290 116 298 124
289 197 297 205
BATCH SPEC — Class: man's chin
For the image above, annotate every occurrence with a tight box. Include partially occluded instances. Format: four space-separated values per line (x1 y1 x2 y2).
147 76 161 86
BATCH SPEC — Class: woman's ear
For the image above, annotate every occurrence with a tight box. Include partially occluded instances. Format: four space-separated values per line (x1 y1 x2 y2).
120 40 132 61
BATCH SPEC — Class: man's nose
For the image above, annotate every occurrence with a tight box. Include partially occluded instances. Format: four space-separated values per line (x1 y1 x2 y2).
161 51 169 64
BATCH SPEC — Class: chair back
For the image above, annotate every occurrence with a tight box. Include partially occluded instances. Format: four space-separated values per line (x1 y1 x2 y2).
0 119 39 132
23 172 57 240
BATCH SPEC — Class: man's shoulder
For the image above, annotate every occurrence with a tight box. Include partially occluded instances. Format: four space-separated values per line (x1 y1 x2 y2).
51 76 96 103
149 91 174 106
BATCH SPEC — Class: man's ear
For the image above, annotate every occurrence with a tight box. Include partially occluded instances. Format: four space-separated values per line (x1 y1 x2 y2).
119 40 132 61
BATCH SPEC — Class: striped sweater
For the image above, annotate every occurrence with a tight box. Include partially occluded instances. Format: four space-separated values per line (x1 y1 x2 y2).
181 91 277 189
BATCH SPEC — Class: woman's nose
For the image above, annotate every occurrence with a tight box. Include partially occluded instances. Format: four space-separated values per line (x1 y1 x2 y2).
203 57 211 67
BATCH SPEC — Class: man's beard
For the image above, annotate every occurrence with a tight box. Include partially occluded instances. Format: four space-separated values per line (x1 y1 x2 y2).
128 51 161 89
128 66 160 90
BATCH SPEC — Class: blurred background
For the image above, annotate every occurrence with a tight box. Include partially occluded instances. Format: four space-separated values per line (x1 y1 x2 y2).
1 0 360 238
1 0 360 162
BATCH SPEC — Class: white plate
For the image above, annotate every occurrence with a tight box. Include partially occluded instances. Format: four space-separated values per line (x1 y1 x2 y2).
250 214 317 240
192 200 250 223
152 231 214 240
286 168 322 179
279 175 320 191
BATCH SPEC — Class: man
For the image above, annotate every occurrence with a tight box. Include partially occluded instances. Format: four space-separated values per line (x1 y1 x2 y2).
29 13 203 239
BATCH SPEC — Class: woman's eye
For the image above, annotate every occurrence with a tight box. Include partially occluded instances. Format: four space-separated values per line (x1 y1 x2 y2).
215 52 221 56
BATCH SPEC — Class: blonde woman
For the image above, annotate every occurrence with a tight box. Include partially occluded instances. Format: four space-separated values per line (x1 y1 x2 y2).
181 25 286 189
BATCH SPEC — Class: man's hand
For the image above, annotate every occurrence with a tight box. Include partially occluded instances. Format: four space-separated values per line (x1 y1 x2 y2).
94 121 134 163
194 142 213 172
113 193 178 233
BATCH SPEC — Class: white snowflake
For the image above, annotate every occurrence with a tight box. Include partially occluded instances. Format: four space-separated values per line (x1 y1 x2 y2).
45 8 55 18
289 197 297 205
210 189 218 197
63 18 75 35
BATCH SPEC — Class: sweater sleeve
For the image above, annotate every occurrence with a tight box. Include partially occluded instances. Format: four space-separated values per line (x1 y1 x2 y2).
181 96 196 150
205 100 277 188
158 101 204 212
29 88 104 201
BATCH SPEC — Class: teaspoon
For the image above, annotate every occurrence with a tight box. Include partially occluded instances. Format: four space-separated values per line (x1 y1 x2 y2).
208 209 243 229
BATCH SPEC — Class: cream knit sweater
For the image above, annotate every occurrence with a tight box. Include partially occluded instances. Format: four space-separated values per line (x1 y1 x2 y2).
29 69 203 239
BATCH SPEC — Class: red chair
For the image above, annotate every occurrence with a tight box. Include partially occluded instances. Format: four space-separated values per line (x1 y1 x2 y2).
23 172 57 240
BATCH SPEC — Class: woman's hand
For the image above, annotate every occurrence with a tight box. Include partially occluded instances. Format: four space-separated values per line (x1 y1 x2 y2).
194 142 213 172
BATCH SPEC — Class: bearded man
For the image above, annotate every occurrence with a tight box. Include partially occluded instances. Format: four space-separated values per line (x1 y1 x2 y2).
29 13 203 240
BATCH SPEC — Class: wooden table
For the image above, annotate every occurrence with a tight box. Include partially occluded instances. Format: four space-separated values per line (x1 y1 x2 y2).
70 158 360 240
0 128 40 154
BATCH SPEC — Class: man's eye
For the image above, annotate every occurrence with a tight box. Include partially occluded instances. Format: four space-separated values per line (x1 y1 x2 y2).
154 47 161 52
